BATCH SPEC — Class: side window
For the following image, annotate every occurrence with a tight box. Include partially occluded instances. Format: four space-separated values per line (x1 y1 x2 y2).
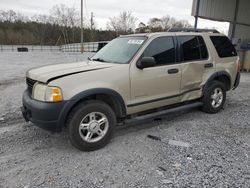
210 36 237 58
143 37 175 65
178 36 201 62
197 36 209 59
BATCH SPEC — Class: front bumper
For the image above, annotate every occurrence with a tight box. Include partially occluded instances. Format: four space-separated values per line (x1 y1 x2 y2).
21 90 67 132
232 72 240 90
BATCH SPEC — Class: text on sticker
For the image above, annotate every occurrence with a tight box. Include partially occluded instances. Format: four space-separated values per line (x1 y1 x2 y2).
128 40 144 45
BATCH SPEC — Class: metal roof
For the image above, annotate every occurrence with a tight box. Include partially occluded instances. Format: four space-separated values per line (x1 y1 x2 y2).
192 0 250 27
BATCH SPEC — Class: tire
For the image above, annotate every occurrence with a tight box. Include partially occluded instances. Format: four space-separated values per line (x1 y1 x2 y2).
67 100 116 151
201 81 226 114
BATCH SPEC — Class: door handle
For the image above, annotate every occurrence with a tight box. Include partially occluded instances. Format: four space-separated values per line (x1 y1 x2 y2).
204 63 213 68
168 68 179 74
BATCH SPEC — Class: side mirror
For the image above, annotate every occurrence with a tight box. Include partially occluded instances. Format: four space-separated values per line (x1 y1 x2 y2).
137 57 156 69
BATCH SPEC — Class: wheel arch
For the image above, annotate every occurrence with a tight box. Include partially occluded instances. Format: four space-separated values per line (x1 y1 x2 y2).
203 71 232 92
57 88 127 129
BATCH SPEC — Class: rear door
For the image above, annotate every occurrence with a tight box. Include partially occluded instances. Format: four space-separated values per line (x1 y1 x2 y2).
128 36 181 113
177 35 214 101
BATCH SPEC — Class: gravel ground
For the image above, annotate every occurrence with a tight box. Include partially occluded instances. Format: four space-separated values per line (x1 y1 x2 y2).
0 52 250 188
0 52 94 120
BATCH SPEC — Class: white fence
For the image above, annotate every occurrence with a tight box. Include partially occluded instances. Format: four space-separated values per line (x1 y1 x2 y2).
0 45 60 52
0 41 109 52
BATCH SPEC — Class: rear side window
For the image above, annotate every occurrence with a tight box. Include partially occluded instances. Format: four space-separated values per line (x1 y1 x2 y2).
210 36 237 58
197 36 208 59
178 36 208 62
143 36 175 65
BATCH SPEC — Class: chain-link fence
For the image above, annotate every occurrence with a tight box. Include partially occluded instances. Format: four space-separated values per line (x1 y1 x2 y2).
0 45 60 52
0 41 109 52
61 42 109 52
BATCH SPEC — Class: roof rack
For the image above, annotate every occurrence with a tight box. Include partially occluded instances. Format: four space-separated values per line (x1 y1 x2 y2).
168 28 220 33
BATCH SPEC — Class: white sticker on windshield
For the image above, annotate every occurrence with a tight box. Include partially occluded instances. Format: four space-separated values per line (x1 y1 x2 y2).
128 40 144 45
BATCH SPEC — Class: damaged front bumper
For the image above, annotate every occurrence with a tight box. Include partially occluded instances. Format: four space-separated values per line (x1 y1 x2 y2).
21 90 67 132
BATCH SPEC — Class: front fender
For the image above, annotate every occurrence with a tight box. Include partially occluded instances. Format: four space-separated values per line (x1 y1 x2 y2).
57 88 127 129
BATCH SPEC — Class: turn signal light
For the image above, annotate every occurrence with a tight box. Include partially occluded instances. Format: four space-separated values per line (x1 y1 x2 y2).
45 87 63 102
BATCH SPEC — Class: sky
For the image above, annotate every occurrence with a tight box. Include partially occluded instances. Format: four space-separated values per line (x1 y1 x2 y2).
0 0 229 34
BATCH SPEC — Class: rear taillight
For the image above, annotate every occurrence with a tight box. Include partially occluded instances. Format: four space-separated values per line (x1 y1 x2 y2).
237 59 241 73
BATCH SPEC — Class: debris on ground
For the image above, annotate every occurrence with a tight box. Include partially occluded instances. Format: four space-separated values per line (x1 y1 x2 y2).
162 179 173 184
47 176 53 185
168 140 190 148
147 134 161 141
172 163 182 170
158 166 167 172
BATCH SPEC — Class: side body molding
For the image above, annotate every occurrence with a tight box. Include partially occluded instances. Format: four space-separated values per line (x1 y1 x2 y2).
57 88 127 130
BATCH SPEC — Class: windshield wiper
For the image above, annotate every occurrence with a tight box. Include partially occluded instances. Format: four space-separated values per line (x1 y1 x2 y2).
91 58 107 62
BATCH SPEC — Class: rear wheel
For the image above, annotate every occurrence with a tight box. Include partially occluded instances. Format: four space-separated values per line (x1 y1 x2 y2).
202 81 226 114
67 100 116 151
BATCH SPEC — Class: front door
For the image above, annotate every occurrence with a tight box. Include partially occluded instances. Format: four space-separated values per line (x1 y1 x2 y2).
128 36 181 114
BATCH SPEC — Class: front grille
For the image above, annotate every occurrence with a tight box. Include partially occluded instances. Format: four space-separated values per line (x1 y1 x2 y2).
26 77 36 94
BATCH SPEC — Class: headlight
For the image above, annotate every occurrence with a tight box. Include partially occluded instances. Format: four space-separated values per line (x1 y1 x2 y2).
32 83 47 101
32 83 63 102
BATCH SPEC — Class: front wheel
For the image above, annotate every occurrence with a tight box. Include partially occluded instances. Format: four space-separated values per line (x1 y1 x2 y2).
202 81 226 114
67 100 116 151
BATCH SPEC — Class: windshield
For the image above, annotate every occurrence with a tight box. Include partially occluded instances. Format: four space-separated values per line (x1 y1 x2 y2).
91 36 146 64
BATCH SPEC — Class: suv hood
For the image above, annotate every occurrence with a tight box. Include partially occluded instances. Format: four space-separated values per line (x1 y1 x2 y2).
27 61 117 83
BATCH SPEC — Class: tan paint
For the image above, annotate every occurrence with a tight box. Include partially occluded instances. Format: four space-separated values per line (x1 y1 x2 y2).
178 33 216 102
49 64 131 105
128 64 181 114
26 32 239 116
127 33 181 114
27 61 119 83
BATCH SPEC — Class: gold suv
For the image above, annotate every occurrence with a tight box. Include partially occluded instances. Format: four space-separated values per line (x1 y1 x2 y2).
21 29 241 151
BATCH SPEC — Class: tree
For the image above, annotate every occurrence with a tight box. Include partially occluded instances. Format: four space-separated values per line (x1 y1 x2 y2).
148 18 163 32
50 4 80 44
32 14 52 24
0 7 192 45
0 10 17 22
161 15 175 30
0 8 117 45
107 11 137 35
135 22 150 33
135 15 192 33
171 20 192 29
0 29 5 43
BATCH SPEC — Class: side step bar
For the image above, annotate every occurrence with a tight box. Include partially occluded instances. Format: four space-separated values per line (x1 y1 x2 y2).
122 102 203 125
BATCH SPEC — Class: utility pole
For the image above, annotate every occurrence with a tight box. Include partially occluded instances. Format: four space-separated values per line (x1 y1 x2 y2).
90 12 94 30
80 0 84 53
90 12 94 41
194 0 200 29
